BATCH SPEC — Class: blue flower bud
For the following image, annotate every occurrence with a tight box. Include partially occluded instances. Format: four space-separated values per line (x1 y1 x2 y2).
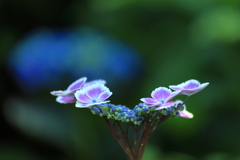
142 108 148 112
91 106 102 114
111 108 116 112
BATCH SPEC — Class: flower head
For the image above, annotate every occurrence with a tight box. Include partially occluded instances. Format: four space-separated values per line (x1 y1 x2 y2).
140 87 180 109
50 77 107 104
169 79 209 96
51 77 87 96
75 83 112 108
50 77 87 103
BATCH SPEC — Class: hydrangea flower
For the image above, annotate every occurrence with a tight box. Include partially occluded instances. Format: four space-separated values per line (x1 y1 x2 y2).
75 83 112 108
51 77 87 96
175 101 193 118
50 77 87 103
50 77 209 160
50 77 106 104
140 87 181 109
169 79 209 96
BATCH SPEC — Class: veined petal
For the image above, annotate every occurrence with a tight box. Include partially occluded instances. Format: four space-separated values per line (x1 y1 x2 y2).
140 98 160 106
75 90 92 103
92 100 110 106
182 79 200 90
179 110 194 118
169 85 183 90
166 90 181 102
86 84 109 100
155 101 175 110
151 87 172 102
75 101 92 108
84 79 106 87
170 80 209 96
98 91 112 102
181 82 209 95
67 77 87 92
56 96 76 104
75 101 110 108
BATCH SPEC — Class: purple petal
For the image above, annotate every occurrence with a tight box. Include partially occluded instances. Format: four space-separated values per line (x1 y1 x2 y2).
179 110 194 118
166 90 181 102
98 91 112 102
151 87 172 102
75 90 92 103
56 96 76 104
92 100 110 106
180 82 209 95
84 79 106 88
182 79 200 90
67 77 87 92
155 101 175 110
86 84 109 100
50 90 65 96
75 101 92 108
75 100 110 108
140 98 160 106
169 85 183 90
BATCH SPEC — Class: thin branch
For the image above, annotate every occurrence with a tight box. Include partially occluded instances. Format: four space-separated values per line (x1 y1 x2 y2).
148 115 171 137
138 122 151 159
177 96 190 109
134 126 139 155
116 121 135 158
102 118 133 158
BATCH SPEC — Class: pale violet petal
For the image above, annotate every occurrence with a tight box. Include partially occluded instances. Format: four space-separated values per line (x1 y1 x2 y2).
67 77 87 92
75 90 92 103
56 96 76 104
168 85 183 90
151 87 172 102
155 101 175 110
182 79 200 90
140 98 160 106
75 101 92 108
92 100 110 106
180 82 209 95
98 91 112 102
169 81 186 90
179 110 194 118
166 90 181 102
86 84 109 100
75 101 110 108
84 79 106 87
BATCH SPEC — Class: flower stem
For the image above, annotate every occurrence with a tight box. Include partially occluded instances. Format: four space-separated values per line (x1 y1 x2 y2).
177 96 190 109
138 122 151 159
102 115 172 160
102 118 135 159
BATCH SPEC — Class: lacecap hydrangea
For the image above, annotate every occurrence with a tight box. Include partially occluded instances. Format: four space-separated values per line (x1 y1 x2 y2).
51 77 209 160
51 77 209 124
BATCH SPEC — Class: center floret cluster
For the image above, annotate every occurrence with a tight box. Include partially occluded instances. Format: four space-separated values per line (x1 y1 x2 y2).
51 77 209 125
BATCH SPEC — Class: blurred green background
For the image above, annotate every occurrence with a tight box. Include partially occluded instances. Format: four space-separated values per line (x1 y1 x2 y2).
1 0 240 160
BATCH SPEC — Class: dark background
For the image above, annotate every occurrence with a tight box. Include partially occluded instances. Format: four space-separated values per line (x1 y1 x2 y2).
1 0 240 160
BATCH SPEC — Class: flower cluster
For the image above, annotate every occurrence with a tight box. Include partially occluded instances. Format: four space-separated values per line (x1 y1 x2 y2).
51 78 209 124
51 77 209 160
